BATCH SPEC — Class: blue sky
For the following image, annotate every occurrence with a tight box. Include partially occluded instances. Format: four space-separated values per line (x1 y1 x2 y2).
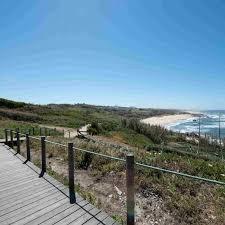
1 0 225 110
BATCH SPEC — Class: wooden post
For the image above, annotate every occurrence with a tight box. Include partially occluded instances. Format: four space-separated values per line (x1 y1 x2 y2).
126 153 135 225
32 127 35 135
41 136 46 174
5 129 8 145
198 116 201 154
16 131 20 154
10 130 14 149
68 142 76 204
26 133 31 161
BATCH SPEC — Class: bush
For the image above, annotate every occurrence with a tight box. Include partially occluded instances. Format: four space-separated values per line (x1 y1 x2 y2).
121 118 169 144
87 122 102 135
79 152 94 169
0 98 26 109
87 121 119 135
145 144 162 152
0 109 41 122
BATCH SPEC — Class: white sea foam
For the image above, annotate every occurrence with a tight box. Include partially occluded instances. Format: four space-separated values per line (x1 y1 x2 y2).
166 116 197 130
201 125 220 129
168 112 224 134
207 114 219 119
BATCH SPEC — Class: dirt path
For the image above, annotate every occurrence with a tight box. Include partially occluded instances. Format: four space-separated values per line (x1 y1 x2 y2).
39 124 90 138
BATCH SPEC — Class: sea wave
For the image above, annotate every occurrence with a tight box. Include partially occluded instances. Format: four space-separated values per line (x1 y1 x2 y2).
207 114 219 119
168 111 225 135
166 116 198 130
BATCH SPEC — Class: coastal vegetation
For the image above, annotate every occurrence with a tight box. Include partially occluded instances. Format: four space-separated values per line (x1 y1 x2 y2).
0 98 179 129
1 98 225 224
17 134 225 225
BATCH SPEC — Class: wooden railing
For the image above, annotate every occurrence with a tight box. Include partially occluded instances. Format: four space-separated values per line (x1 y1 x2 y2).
4 127 225 225
4 129 135 225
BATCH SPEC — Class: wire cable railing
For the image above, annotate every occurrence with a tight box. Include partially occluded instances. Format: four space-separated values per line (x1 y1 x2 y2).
135 162 225 186
29 135 41 141
5 129 225 185
3 128 225 225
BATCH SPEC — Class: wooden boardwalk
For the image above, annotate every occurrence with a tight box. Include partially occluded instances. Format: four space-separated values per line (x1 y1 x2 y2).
0 144 117 225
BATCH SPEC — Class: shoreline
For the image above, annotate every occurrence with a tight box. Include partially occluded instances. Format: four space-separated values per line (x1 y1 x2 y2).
141 113 195 127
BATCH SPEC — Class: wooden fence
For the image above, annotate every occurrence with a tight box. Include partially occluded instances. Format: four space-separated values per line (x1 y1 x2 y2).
4 129 135 225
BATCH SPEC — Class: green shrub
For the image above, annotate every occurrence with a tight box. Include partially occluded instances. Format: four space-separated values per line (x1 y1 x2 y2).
121 118 169 144
0 98 26 109
79 152 94 169
0 109 41 122
112 214 125 224
87 122 102 135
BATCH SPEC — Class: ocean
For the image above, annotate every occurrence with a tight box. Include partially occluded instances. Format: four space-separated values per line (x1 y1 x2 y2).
167 111 225 139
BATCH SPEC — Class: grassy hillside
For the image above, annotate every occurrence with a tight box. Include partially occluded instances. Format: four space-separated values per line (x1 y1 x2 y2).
0 98 180 136
0 98 222 159
1 98 225 224
16 133 225 225
0 98 180 126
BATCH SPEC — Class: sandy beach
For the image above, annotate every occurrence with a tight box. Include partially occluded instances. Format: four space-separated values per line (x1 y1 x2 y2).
141 114 195 127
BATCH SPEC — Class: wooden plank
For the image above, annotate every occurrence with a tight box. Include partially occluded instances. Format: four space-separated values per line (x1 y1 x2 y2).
0 144 116 225
0 162 26 169
0 169 32 179
0 190 62 220
0 163 26 168
41 204 82 225
0 192 65 224
54 208 87 225
24 200 74 225
78 200 90 207
0 174 37 188
0 165 33 174
68 211 93 225
95 211 109 222
0 177 41 193
0 174 36 187
12 198 69 225
0 186 57 215
0 169 34 180
0 179 43 200
102 216 117 225
0 179 47 200
83 203 96 211
89 207 102 216
0 183 52 209
83 217 101 225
